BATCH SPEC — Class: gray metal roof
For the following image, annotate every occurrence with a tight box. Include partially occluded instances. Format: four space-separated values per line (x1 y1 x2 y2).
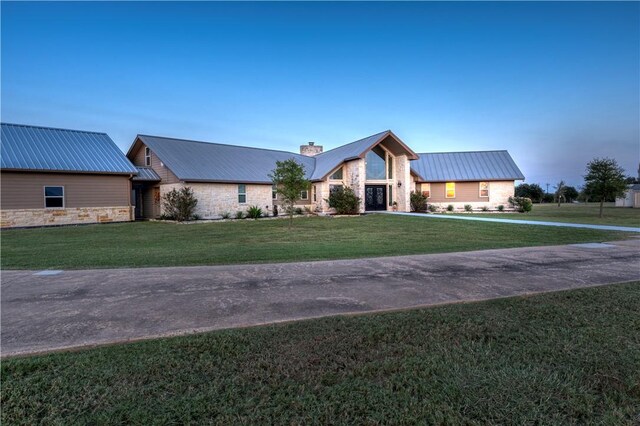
1 123 137 175
135 135 316 183
411 150 525 182
132 166 161 181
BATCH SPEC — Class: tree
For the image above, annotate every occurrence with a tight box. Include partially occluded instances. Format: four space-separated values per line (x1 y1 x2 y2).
162 187 198 221
583 158 627 218
554 180 566 207
515 183 544 203
563 186 579 203
269 159 309 227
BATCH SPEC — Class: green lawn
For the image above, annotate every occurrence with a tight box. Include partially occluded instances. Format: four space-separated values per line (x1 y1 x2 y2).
1 214 634 269
2 282 639 424
451 202 640 227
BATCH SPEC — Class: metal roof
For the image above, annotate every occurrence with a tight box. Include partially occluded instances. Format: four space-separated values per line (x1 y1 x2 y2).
134 135 316 183
411 150 525 182
1 123 137 175
132 166 161 181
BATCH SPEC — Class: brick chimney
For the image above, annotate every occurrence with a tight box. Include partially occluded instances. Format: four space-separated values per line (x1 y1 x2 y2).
300 141 323 156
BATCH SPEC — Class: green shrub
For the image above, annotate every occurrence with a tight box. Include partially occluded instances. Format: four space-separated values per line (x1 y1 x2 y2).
410 191 428 212
464 204 472 212
497 205 505 212
509 196 533 213
447 204 454 212
247 206 263 219
221 212 231 219
481 206 489 212
162 187 198 222
428 204 438 213
235 211 245 220
327 186 361 215
295 207 303 215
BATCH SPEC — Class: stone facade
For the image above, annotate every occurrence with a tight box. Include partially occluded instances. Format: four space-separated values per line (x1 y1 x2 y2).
0 206 133 228
395 154 411 212
159 182 273 219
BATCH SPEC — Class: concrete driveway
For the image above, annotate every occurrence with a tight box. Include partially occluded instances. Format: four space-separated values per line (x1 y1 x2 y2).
2 239 639 357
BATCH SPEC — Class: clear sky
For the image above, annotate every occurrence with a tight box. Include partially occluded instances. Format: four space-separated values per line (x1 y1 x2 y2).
2 1 639 187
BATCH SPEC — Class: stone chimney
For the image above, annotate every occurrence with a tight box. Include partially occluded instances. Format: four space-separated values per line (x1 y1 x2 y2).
300 141 323 156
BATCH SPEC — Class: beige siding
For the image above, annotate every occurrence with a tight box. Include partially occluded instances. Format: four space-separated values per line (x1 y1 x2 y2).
426 182 485 203
130 143 180 184
1 172 131 210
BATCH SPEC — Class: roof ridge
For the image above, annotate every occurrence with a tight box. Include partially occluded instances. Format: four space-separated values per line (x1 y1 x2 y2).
1 122 108 136
416 149 509 155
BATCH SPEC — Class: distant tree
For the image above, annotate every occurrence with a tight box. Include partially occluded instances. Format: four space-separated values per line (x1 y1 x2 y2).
563 186 579 203
269 159 309 227
583 158 627 218
625 176 639 184
554 180 566 207
515 183 545 203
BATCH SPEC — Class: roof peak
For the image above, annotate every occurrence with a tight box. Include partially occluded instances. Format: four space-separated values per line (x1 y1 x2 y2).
314 130 390 158
1 122 108 136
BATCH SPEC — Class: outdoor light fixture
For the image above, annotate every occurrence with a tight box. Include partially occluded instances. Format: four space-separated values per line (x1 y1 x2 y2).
397 182 402 188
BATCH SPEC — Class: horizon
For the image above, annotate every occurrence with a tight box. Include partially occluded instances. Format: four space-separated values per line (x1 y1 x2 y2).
2 1 639 188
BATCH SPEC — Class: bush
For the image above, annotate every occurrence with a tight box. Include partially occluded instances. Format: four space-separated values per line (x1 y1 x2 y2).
235 211 245 219
247 205 263 219
410 191 428 212
162 187 198 222
497 205 505 212
221 212 231 219
428 204 438 213
447 204 454 212
327 187 361 215
295 207 303 215
464 204 472 212
481 206 489 212
509 196 533 213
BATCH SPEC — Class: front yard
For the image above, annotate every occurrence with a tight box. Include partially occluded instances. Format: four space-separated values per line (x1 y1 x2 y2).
2 282 638 424
0 214 634 269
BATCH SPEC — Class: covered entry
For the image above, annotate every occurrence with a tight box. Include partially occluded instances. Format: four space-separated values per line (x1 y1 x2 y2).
365 185 387 211
131 167 161 219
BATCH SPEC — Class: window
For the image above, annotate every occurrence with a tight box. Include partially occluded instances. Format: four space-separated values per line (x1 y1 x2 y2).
388 184 393 206
272 184 277 200
238 184 247 203
388 155 393 179
329 184 343 195
422 183 431 198
313 185 317 202
365 145 387 180
44 186 64 208
330 167 343 180
480 182 489 197
145 147 151 166
446 182 456 198
300 189 308 200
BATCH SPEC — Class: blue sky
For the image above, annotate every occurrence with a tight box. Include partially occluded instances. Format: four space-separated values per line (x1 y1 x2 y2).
2 1 638 187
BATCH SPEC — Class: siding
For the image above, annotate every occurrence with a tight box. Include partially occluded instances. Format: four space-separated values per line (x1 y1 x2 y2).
425 181 486 203
1 172 131 209
131 143 180 184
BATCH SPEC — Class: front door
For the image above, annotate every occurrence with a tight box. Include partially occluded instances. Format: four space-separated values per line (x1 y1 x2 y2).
365 185 387 211
133 186 144 219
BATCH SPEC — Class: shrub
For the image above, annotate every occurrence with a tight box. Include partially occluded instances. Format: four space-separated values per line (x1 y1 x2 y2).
428 204 438 213
221 212 231 219
327 186 361 215
294 207 303 215
481 206 489 212
508 196 533 213
162 187 198 222
235 211 245 220
410 191 428 212
464 204 472 212
247 205 263 219
497 204 505 212
447 204 454 212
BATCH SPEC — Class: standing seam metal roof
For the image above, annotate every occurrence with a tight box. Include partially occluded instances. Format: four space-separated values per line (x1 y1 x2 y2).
410 151 524 182
1 123 137 174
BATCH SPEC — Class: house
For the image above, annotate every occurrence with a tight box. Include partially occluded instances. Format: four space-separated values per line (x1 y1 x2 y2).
126 130 524 218
0 123 138 228
410 151 525 209
615 184 640 208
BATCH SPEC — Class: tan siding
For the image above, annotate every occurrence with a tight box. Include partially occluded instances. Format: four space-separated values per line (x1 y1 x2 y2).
130 142 180 184
1 172 131 210
423 181 485 203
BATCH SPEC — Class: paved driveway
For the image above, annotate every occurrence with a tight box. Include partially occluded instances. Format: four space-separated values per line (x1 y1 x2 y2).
2 239 639 357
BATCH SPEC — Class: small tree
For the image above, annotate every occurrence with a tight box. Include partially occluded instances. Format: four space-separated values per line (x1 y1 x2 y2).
327 186 361 215
554 180 566 207
563 186 579 203
269 159 309 227
584 158 627 218
162 187 198 221
515 183 544 203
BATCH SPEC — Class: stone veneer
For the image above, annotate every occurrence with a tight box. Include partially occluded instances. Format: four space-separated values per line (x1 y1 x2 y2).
0 206 133 228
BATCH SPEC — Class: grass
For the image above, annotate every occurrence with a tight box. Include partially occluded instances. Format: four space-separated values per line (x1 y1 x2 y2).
1 214 634 269
2 282 639 424
452 202 640 227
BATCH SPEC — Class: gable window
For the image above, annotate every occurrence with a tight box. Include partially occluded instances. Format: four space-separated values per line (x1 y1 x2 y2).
366 145 387 180
480 182 489 197
272 185 277 200
446 182 456 198
238 184 247 203
44 186 64 208
422 183 431 198
300 190 308 200
144 147 151 166
330 167 343 180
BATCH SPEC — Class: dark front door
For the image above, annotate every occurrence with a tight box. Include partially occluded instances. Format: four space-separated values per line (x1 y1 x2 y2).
133 186 144 219
365 185 387 211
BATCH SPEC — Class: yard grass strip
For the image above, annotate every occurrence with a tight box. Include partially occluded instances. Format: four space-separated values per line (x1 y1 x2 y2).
2 281 639 424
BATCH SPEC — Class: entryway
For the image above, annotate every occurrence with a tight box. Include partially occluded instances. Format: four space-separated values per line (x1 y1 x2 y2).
365 185 387 211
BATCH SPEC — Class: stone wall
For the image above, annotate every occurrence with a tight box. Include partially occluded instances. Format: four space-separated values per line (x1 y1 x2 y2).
396 154 411 212
0 206 133 228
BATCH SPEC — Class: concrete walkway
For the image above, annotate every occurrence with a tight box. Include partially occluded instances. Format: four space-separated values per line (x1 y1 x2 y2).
2 239 639 357
377 211 640 233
